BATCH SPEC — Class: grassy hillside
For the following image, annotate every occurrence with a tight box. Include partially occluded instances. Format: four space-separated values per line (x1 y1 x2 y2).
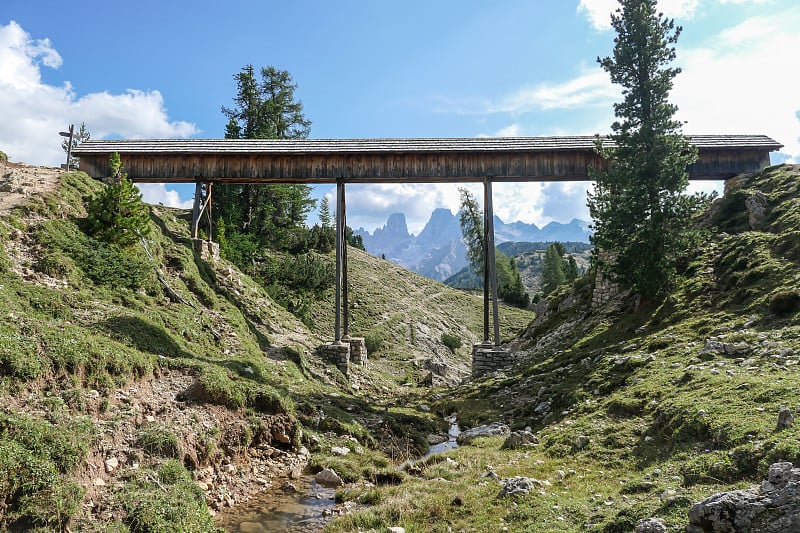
325 164 800 532
0 164 533 532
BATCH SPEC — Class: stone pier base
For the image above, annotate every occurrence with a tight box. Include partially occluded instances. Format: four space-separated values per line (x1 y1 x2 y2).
345 337 368 367
192 239 220 262
319 342 351 374
472 343 513 377
318 338 368 375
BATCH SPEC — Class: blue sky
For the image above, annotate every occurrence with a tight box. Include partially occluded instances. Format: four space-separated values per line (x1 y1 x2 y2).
1 0 797 234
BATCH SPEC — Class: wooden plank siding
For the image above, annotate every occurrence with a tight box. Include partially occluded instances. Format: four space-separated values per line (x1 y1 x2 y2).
73 135 783 184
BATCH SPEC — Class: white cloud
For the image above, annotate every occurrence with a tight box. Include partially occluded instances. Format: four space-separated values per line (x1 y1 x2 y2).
496 69 616 113
674 8 800 161
137 183 194 209
578 0 699 30
494 124 522 137
0 21 198 207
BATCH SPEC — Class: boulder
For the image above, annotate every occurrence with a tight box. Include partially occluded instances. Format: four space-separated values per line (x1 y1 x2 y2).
498 476 543 497
457 422 510 445
502 430 539 449
315 467 343 487
635 517 667 533
687 462 800 533
745 191 768 230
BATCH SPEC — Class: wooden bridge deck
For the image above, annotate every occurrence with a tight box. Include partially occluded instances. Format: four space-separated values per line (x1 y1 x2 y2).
73 135 782 183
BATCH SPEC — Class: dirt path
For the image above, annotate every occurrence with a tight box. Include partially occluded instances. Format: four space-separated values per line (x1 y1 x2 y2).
0 160 62 215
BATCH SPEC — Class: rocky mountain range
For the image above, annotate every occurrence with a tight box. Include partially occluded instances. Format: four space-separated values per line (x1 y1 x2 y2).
355 208 592 281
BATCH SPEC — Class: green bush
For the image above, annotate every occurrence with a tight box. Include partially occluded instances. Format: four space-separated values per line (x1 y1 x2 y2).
441 332 462 352
0 150 7 162
86 152 151 247
364 332 385 354
769 290 800 314
123 467 216 533
137 424 180 458
37 219 151 290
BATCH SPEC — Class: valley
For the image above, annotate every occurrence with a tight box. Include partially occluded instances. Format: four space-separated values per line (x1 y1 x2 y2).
0 160 799 532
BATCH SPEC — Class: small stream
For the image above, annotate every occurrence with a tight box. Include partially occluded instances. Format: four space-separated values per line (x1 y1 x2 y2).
215 475 336 533
215 415 461 532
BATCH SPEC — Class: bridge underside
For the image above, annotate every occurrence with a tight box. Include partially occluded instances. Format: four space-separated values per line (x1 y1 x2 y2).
73 135 783 350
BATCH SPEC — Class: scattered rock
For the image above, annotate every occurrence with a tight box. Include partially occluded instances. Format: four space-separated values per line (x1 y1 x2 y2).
387 527 406 533
280 481 298 493
502 430 538 449
457 422 510 445
330 446 351 456
104 457 119 473
777 408 795 430
687 462 800 533
93 478 106 487
498 476 543 497
636 517 667 533
315 467 343 487
745 191 768 230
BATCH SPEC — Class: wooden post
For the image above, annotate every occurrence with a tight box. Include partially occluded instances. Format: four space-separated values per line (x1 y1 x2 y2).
482 189 490 344
342 183 350 339
334 180 343 344
484 178 501 346
191 181 202 239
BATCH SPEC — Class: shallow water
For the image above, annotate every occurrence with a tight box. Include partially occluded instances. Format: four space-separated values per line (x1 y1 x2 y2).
400 415 461 469
215 476 336 533
216 416 461 531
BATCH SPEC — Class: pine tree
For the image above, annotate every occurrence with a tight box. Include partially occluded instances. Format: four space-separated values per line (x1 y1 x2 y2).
458 187 485 278
588 0 701 300
87 152 151 247
497 253 530 308
541 243 566 295
216 65 314 258
318 196 332 228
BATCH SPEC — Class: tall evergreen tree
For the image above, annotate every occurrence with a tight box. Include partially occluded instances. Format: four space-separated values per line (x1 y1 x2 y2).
458 187 485 278
216 65 314 256
318 196 332 228
541 243 566 296
588 0 700 300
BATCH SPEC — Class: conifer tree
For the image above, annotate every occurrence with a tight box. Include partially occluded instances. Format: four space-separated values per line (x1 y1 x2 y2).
588 0 701 299
216 65 314 257
87 152 151 247
541 243 566 295
458 187 485 277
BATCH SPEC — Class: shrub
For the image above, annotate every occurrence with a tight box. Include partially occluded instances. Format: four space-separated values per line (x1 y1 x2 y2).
0 150 7 162
364 332 385 354
137 424 180 458
37 219 151 290
769 290 800 315
441 332 462 352
86 152 151 247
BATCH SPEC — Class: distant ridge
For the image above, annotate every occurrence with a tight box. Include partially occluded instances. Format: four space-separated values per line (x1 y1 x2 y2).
356 210 592 282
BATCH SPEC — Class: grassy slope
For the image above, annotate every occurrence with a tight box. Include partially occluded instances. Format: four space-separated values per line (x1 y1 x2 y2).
0 169 533 532
326 164 800 532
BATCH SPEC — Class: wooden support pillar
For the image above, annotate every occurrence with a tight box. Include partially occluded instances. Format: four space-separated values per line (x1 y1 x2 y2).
342 183 350 339
334 180 344 344
484 178 501 346
190 182 213 240
482 191 490 344
191 181 202 239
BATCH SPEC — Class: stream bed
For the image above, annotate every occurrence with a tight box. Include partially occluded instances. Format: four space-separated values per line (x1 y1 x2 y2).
215 415 461 531
214 475 336 533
